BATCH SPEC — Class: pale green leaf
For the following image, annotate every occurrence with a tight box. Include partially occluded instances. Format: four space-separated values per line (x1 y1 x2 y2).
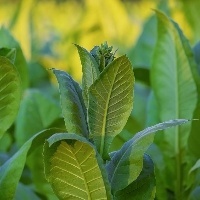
106 119 189 193
88 55 134 159
44 133 112 200
0 128 60 200
75 44 100 107
151 10 197 151
53 69 88 138
0 56 21 138
114 154 156 200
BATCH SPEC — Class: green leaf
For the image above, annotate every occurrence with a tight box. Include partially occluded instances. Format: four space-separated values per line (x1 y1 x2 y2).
15 89 61 146
106 119 189 193
0 128 60 200
114 154 156 200
151 10 197 150
43 133 112 200
88 55 134 159
53 69 89 138
0 48 16 64
189 159 200 174
0 27 29 89
75 44 100 107
0 56 21 138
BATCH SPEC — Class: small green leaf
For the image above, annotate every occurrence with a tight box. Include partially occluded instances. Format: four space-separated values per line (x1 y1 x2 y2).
0 27 29 89
0 56 21 138
114 154 156 200
0 48 16 64
0 128 60 200
88 55 134 159
53 69 88 138
106 119 189 193
75 44 100 107
44 133 112 200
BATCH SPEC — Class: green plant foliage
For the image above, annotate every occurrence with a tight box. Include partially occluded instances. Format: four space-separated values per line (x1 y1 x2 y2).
106 119 189 193
114 154 156 200
43 133 112 200
88 55 134 159
53 69 89 138
0 56 21 138
0 48 16 64
0 27 29 89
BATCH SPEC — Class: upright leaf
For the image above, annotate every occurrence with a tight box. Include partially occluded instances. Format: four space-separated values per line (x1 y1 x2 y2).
0 56 21 138
88 55 134 159
43 133 112 200
75 44 100 107
106 119 189 193
53 69 88 138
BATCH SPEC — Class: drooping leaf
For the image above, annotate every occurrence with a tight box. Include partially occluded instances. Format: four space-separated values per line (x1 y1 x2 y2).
75 44 100 107
0 128 60 200
0 48 16 64
53 69 88 138
0 56 21 138
114 154 156 200
0 27 29 89
88 55 134 159
43 133 112 200
15 89 61 146
106 119 189 193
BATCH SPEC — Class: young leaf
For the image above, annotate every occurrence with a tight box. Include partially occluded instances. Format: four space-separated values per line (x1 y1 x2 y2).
0 128 60 200
53 69 88 138
114 154 156 200
0 27 29 89
88 55 134 159
43 133 112 200
0 56 21 138
106 119 189 193
75 44 100 107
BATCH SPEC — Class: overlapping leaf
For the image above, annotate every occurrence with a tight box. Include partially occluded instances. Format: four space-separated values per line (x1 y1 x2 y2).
43 133 112 200
53 70 88 138
75 44 100 107
106 119 189 193
88 55 134 159
0 56 21 138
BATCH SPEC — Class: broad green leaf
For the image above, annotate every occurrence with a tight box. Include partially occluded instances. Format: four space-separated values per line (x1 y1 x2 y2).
114 154 156 200
53 69 89 138
0 27 29 89
0 48 16 64
151 10 197 151
75 44 100 107
44 133 112 200
189 159 200 174
106 119 189 193
88 55 134 159
0 128 60 200
15 89 61 146
0 56 21 138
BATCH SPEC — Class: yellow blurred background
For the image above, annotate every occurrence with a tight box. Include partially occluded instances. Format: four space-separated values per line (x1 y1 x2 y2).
0 0 196 81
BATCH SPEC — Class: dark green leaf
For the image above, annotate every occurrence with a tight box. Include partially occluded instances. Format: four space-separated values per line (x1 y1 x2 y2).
0 48 16 64
53 69 89 138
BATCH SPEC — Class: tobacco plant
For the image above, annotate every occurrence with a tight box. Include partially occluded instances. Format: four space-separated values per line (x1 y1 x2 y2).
0 37 190 199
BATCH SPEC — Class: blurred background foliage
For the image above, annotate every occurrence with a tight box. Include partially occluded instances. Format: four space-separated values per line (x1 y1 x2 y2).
1 0 200 199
